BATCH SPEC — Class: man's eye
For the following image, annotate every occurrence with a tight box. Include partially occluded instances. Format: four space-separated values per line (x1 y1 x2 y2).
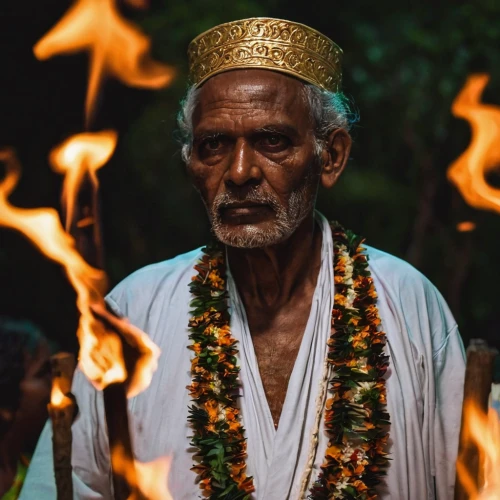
258 133 290 151
206 138 221 150
198 136 226 157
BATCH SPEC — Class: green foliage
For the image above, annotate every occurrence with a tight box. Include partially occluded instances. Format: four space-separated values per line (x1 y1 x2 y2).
103 0 500 347
309 0 500 345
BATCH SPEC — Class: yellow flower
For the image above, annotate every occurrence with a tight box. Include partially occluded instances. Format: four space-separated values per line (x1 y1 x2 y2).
352 479 369 492
349 316 360 326
190 342 202 354
208 270 224 289
199 478 213 493
334 293 347 306
204 399 220 423
325 444 342 460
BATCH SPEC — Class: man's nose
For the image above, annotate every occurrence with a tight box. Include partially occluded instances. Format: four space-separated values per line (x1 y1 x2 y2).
224 138 262 187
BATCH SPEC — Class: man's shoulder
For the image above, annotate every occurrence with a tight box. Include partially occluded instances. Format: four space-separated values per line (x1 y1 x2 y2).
117 247 203 287
106 247 203 316
364 244 434 292
364 244 458 340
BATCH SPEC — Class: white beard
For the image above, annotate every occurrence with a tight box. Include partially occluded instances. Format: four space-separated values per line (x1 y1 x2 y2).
208 177 317 249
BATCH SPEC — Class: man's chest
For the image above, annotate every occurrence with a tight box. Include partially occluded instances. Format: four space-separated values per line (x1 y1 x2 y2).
247 305 311 425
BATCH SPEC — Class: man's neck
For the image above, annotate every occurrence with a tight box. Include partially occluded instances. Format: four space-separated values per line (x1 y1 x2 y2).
227 213 323 311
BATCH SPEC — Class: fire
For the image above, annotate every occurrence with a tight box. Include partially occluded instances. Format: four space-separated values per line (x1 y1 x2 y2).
16 0 174 494
50 379 72 408
49 130 117 231
456 400 500 499
33 0 175 125
0 148 159 397
124 0 150 9
448 74 500 214
457 221 476 232
111 445 173 500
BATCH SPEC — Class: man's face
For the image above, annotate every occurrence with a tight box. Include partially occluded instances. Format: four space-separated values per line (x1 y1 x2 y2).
187 69 321 248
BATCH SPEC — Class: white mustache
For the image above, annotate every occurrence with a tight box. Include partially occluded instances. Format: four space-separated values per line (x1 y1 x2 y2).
213 191 281 212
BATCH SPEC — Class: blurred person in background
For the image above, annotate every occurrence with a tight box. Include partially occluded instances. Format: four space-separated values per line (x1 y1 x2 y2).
0 318 53 499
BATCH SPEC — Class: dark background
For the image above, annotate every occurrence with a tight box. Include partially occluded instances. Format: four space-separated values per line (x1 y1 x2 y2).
1 0 500 353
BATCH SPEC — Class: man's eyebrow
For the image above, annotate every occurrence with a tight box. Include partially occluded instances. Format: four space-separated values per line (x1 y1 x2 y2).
253 124 299 137
193 124 300 141
193 130 225 142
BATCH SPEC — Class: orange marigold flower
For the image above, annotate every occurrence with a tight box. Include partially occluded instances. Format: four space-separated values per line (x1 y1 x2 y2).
231 461 246 477
205 399 219 422
354 463 366 475
217 329 233 346
226 407 238 420
336 255 347 266
228 420 240 432
237 475 256 494
352 339 368 350
352 479 369 492
325 444 342 459
331 308 343 321
191 343 202 354
342 466 353 477
205 423 216 433
208 270 224 289
334 293 347 306
199 478 213 493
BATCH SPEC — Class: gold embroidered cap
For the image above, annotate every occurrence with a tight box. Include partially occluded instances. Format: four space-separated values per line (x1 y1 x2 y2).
188 17 342 92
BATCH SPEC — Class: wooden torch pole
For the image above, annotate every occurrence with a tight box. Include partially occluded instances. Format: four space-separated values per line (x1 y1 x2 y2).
47 352 77 500
71 172 137 499
103 383 137 499
454 339 498 500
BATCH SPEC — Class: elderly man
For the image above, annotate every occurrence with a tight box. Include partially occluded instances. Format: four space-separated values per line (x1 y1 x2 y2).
22 17 465 500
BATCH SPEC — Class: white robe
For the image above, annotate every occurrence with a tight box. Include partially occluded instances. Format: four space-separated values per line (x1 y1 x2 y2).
20 213 465 499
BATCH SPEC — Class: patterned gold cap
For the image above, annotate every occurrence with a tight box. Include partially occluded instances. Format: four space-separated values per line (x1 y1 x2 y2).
188 17 342 92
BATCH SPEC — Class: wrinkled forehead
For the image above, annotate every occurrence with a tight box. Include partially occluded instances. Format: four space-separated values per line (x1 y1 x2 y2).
194 69 310 120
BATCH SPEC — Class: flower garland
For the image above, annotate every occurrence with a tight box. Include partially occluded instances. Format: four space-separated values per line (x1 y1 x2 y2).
187 223 390 500
187 242 255 499
308 223 390 499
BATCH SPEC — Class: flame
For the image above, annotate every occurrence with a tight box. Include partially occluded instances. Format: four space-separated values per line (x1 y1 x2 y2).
456 400 500 499
50 378 72 408
33 0 175 125
448 74 500 214
49 130 117 230
111 445 173 500
124 0 150 9
457 221 476 232
0 149 159 397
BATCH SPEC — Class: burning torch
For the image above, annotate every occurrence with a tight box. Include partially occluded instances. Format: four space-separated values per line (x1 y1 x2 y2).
1 0 174 498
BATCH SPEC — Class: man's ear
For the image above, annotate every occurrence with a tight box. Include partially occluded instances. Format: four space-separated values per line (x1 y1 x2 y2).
320 129 352 189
